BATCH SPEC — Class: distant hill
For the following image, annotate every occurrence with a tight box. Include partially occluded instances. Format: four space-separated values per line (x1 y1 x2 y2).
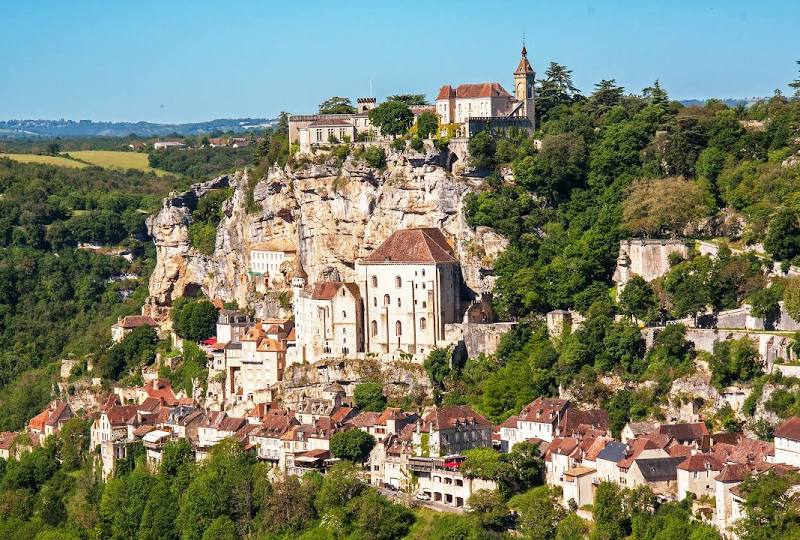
0 118 277 139
678 97 768 108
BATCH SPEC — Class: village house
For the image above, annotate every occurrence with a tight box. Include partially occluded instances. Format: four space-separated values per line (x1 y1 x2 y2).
142 429 173 468
621 421 659 444
215 309 253 345
28 401 74 445
657 422 710 450
436 45 536 138
774 416 800 467
355 228 463 358
248 239 297 292
196 411 247 458
213 319 294 404
153 140 186 150
411 455 498 508
677 453 723 500
293 279 364 363
111 314 158 343
500 397 570 449
625 456 686 496
412 405 492 457
288 97 377 154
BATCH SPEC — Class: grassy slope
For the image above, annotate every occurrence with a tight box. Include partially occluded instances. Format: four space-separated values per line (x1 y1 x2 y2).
0 153 87 168
67 150 171 176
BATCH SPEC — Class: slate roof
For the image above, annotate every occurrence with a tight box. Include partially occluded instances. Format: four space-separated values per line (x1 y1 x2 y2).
422 405 491 431
634 456 686 482
365 228 455 264
658 422 709 442
514 46 535 75
596 441 627 463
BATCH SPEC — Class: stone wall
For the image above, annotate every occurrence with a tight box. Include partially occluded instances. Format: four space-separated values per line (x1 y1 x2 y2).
613 239 691 288
643 326 793 370
444 322 516 358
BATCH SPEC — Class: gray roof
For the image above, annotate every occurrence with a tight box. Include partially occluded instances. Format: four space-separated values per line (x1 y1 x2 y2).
634 456 686 482
596 441 627 463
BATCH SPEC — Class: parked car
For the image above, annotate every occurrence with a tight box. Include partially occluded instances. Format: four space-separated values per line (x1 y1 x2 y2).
415 492 431 501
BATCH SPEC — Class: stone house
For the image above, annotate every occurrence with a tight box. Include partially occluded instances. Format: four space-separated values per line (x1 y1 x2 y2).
215 309 253 345
500 397 570 448
412 456 497 508
676 453 723 500
294 281 363 363
248 239 296 291
413 405 492 457
774 416 800 467
111 315 158 343
196 412 246 456
595 440 628 483
657 422 710 450
562 466 596 508
625 456 686 496
621 421 659 444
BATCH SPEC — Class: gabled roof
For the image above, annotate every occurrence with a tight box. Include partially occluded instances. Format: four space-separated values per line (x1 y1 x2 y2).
716 463 751 483
677 453 722 472
28 410 49 432
559 408 609 437
776 417 800 441
438 83 513 100
348 411 381 429
45 402 72 427
518 397 570 424
365 228 455 264
310 281 361 300
422 405 491 431
658 422 709 442
116 315 158 329
596 441 627 463
634 456 685 482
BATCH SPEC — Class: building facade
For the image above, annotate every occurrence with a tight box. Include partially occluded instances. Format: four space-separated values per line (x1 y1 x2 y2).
355 228 462 357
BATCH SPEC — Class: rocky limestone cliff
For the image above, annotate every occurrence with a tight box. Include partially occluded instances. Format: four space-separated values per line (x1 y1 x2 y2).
144 150 507 321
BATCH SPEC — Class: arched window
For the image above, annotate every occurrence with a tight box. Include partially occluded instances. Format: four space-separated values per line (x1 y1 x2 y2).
422 301 427 308
371 320 378 336
397 297 401 307
395 276 402 288
395 321 402 336
342 311 346 318
341 289 346 296
384 294 390 306
373 297 377 307
371 276 378 287
420 317 427 330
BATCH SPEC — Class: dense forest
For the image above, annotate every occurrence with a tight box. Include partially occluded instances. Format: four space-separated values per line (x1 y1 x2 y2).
0 159 189 429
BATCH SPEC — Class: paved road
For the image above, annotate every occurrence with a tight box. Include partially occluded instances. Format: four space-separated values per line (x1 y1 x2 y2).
376 487 464 514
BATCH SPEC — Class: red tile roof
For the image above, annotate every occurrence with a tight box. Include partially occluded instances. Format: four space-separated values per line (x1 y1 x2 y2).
776 417 800 441
28 410 49 432
117 315 158 329
310 281 360 300
716 463 750 483
518 397 570 424
677 453 722 472
438 83 513 100
365 228 455 264
658 422 709 442
45 402 72 427
436 85 456 101
514 46 534 75
422 405 491 431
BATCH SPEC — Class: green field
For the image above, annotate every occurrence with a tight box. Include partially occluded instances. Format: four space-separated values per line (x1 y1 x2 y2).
66 150 171 175
0 153 88 168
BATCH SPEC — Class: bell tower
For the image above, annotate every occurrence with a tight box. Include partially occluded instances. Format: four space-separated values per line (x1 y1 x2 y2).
514 42 536 130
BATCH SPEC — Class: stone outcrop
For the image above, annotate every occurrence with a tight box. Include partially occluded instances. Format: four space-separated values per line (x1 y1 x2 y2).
144 150 505 321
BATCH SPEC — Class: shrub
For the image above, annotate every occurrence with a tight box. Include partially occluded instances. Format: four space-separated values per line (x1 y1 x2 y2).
362 147 386 168
391 139 406 152
409 137 424 152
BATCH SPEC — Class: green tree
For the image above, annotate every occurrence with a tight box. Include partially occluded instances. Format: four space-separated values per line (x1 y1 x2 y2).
368 101 414 138
353 382 387 412
160 439 194 477
536 62 582 122
709 337 761 389
362 146 387 168
468 131 496 169
138 478 178 540
593 481 625 539
329 429 376 463
58 416 91 471
319 96 356 114
261 474 317 533
785 277 800 322
510 485 566 540
386 94 428 105
734 470 800 539
348 489 415 540
466 489 508 530
790 60 800 98
424 347 453 389
764 209 800 262
201 516 237 540
171 297 218 342
623 177 712 238
555 513 590 540
618 275 658 322
416 112 439 139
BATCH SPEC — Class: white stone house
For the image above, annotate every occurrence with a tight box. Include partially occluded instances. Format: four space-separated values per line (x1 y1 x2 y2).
676 453 723 500
413 405 492 457
774 417 800 467
248 239 296 292
294 281 363 363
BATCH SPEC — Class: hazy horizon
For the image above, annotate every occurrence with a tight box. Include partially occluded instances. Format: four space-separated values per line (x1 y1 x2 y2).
3 0 799 123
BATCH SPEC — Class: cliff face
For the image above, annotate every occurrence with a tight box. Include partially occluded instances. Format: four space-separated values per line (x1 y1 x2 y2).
144 150 506 320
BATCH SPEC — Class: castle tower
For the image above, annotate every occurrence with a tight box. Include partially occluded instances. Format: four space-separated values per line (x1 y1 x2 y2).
514 44 536 130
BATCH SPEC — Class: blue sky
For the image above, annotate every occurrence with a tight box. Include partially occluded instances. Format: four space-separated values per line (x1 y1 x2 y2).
2 0 798 123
